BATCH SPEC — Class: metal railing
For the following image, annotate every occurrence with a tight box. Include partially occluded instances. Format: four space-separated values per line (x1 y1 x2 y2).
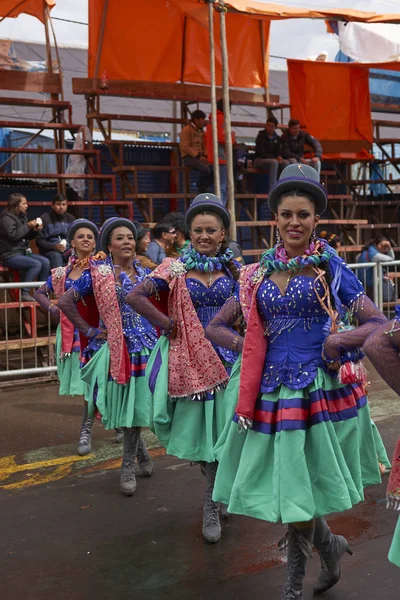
0 280 57 384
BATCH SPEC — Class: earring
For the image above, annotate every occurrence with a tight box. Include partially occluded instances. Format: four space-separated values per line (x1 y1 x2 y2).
276 227 282 245
310 229 317 243
109 250 114 269
216 242 222 255
71 247 76 258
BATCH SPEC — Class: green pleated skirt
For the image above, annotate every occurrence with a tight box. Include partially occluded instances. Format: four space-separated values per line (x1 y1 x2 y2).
55 326 85 396
213 357 387 524
146 336 233 463
80 342 151 430
389 517 400 568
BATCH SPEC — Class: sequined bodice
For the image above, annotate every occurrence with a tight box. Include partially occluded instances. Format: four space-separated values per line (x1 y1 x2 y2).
187 276 237 365
256 275 330 392
86 265 157 355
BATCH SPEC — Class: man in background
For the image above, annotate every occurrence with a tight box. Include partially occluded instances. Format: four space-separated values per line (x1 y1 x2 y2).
145 222 177 265
36 194 75 268
254 116 283 189
281 118 323 175
180 110 212 194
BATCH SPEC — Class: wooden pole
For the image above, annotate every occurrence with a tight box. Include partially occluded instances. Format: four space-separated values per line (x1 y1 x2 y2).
260 20 271 117
207 0 220 198
218 0 236 238
92 0 109 89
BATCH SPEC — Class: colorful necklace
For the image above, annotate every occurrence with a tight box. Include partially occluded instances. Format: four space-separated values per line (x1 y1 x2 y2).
259 240 331 276
180 245 234 287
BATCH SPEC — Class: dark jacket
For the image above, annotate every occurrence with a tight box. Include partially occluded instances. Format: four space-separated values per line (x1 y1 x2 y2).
36 209 75 253
255 130 282 159
281 130 322 160
0 210 38 260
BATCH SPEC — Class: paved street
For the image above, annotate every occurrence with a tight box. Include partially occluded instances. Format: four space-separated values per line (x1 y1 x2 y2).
1 364 400 600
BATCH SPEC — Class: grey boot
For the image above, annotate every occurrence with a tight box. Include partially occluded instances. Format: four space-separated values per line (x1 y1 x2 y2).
313 517 353 595
202 461 221 544
77 402 93 456
114 428 124 444
120 427 141 496
137 438 154 477
281 524 314 600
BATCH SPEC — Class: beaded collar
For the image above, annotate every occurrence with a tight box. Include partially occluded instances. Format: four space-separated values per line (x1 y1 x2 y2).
259 240 332 275
180 245 234 273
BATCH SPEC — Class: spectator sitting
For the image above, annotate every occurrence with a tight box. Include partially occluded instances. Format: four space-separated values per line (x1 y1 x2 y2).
180 110 212 194
281 118 322 175
145 222 177 265
36 194 75 268
134 221 157 270
319 230 341 251
206 99 237 207
357 236 395 302
161 212 190 257
0 193 50 302
254 116 283 189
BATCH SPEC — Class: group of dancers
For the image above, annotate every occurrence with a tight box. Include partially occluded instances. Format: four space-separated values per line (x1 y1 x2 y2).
34 163 399 599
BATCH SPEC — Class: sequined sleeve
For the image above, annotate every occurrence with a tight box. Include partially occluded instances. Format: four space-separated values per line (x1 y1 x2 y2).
323 295 387 360
57 287 92 335
363 307 400 396
125 277 173 331
34 279 60 322
205 296 244 353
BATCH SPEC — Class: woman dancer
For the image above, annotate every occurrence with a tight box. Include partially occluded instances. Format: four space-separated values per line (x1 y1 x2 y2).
58 218 157 495
205 165 388 598
363 306 400 568
34 219 101 455
127 194 240 543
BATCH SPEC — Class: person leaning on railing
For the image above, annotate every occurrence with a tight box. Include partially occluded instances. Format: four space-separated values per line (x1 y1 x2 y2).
356 236 395 303
0 193 50 302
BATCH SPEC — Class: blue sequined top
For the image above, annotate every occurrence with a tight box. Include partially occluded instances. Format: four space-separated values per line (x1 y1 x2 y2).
74 261 158 355
47 270 83 350
153 274 238 365
255 254 365 392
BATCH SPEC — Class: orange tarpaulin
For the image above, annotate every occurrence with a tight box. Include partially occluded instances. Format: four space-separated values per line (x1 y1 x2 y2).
0 0 55 22
89 0 400 89
221 1 400 24
88 0 269 88
287 59 373 153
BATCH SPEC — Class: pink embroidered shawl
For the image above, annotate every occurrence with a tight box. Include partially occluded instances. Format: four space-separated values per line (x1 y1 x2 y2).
90 261 131 385
236 263 267 423
51 266 75 359
150 258 229 399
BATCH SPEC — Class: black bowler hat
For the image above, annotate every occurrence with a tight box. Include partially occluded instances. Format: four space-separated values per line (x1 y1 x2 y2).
133 221 149 241
268 164 328 215
67 219 99 244
99 217 137 253
185 193 230 230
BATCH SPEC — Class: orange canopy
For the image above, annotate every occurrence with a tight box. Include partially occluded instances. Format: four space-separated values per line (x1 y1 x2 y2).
287 59 373 153
89 0 400 88
88 0 269 88
221 1 400 24
0 0 55 22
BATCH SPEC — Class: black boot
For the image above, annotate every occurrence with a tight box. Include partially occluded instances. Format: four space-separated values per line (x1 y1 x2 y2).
202 461 221 543
281 524 314 600
77 402 93 456
114 428 124 443
120 427 141 496
313 517 353 595
137 437 154 477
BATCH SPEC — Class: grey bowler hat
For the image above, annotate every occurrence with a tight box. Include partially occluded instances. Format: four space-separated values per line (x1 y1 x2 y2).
67 218 99 244
268 163 328 215
185 193 230 230
99 217 137 253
